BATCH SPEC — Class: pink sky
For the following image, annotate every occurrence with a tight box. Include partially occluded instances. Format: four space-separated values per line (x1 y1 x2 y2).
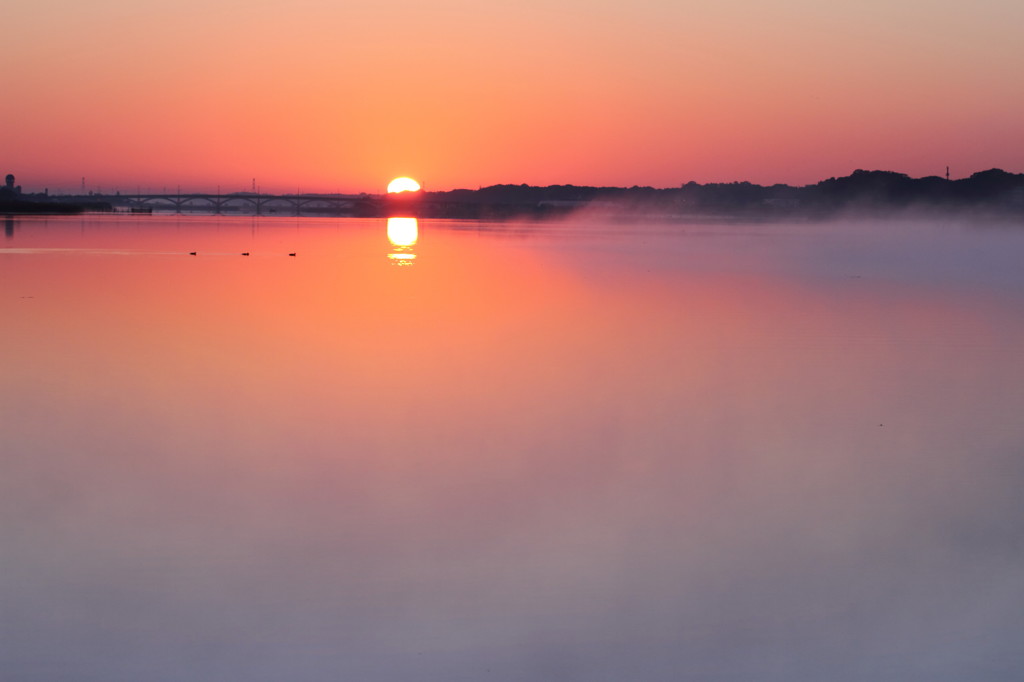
6 0 1023 193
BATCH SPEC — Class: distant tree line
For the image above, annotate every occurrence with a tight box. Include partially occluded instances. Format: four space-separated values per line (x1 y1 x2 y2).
422 169 1024 218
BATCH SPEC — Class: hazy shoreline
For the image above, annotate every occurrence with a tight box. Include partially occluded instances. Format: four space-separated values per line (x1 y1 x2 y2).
9 168 1022 220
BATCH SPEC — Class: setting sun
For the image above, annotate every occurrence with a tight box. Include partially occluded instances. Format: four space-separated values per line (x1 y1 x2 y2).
387 177 421 194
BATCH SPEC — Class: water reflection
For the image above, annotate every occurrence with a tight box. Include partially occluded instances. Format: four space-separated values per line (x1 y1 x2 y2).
3 215 1024 681
387 217 418 265
4 215 13 238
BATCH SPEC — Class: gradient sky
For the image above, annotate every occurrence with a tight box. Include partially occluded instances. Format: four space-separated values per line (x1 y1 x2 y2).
6 0 1024 193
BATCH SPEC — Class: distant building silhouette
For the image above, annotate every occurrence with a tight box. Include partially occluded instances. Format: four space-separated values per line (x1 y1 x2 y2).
2 173 22 196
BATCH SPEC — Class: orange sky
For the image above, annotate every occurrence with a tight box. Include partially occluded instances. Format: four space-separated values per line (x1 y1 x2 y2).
6 0 1024 193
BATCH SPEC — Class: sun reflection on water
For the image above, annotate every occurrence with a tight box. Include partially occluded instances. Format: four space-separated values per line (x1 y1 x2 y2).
387 217 418 265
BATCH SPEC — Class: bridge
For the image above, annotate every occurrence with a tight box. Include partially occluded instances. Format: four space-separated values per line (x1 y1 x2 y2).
53 191 545 219
113 192 378 215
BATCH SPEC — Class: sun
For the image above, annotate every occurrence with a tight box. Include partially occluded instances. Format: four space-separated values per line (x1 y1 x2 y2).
387 177 421 194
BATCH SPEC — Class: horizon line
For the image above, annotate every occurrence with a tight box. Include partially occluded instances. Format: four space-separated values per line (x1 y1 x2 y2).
9 166 1021 197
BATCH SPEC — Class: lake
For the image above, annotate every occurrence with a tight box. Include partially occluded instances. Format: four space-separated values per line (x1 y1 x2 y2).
2 213 1024 681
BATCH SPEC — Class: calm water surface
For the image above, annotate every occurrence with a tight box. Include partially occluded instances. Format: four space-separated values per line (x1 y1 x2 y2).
2 214 1024 681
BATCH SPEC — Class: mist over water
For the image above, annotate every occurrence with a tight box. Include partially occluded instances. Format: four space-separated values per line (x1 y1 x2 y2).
2 214 1024 681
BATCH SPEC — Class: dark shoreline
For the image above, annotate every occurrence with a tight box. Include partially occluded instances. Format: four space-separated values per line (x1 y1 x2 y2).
8 168 1024 220
0 199 113 214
